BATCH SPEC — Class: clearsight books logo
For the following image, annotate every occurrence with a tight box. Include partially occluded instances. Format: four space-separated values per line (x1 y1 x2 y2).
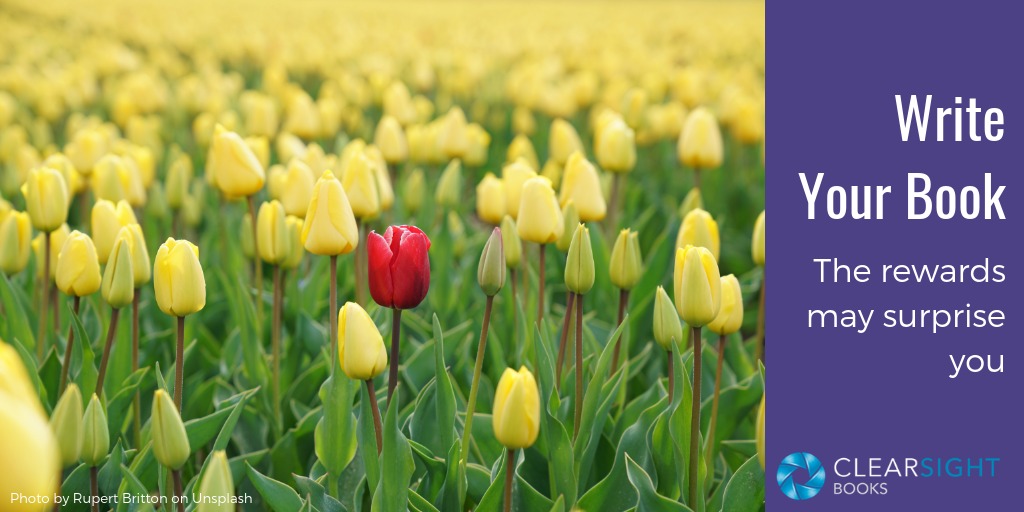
777 452 827 500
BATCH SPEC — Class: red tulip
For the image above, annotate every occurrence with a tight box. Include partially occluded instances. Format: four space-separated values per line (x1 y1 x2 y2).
368 225 431 309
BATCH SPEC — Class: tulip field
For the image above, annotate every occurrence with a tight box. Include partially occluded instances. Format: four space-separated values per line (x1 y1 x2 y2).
0 1 765 511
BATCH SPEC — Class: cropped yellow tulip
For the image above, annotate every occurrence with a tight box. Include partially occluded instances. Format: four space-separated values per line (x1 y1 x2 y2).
439 107 469 159
94 154 146 206
506 134 539 170
365 146 395 211
383 81 417 126
501 158 537 219
548 118 583 165
55 231 101 297
91 200 137 265
596 118 636 173
32 224 68 281
21 166 68 232
151 389 191 470
245 136 271 170
475 173 506 225
435 158 463 209
65 127 106 175
559 152 606 222
492 366 540 449
677 208 720 260
208 125 266 199
678 107 723 170
166 153 193 210
653 286 683 351
708 275 743 335
153 238 207 317
284 91 321 140
555 201 579 253
752 210 765 266
516 176 563 244
337 302 388 380
280 160 316 219
756 395 766 469
197 451 235 512
50 383 83 467
512 105 536 136
501 216 521 269
374 115 408 164
342 152 381 219
43 154 83 195
101 233 135 308
281 216 305 270
120 224 151 286
302 171 359 256
0 211 31 275
674 245 721 327
464 123 490 167
257 200 288 265
609 229 642 291
402 168 426 214
81 394 109 467
731 95 764 145
244 93 279 138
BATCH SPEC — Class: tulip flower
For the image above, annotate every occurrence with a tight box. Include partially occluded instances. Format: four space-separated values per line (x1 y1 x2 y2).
506 134 539 171
257 199 288 419
245 135 271 170
197 451 235 512
753 210 766 362
54 230 101 391
502 158 537 220
678 187 704 218
338 302 387 453
756 394 766 469
706 274 743 463
653 286 683 353
596 117 635 230
559 152 606 222
365 146 395 212
464 123 491 167
154 238 207 410
367 225 430 404
401 168 426 215
677 107 723 188
65 127 106 175
493 366 540 512
50 383 83 468
674 244 721 508
91 199 137 265
549 118 583 166
0 210 31 275
475 173 506 225
81 393 109 508
152 389 191 470
92 154 146 206
555 201 579 253
608 228 642 371
383 82 416 126
96 232 133 398
167 153 193 216
516 176 563 329
43 153 82 196
677 208 720 260
280 159 316 218
22 165 69 359
512 105 536 136
439 107 469 159
374 115 408 166
435 158 463 211
281 216 304 271
562 224 593 435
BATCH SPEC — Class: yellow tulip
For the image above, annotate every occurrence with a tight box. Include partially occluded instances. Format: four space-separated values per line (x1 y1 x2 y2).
337 302 388 380
197 451 235 512
439 107 468 159
208 125 266 199
402 168 426 214
564 224 595 295
475 173 506 225
50 383 83 467
101 233 135 308
464 123 490 167
341 151 381 219
477 227 506 296
731 95 764 145
506 134 539 170
673 245 721 327
152 389 191 470
678 107 723 170
244 94 279 138
512 106 536 136
541 159 563 193
756 394 765 469
90 154 127 203
55 230 101 297
708 275 743 335
245 136 271 170
119 223 151 287
276 132 307 164
0 211 31 275
548 118 583 165
65 127 107 175
595 117 636 173
435 158 463 209
677 208 720 260
257 200 288 265
653 286 683 351
80 394 109 467
609 229 642 291
516 176 563 244
284 90 321 140
555 201 579 253
752 210 765 266
500 215 521 269
374 115 408 164
279 159 316 218
91 200 137 265
501 158 537 219
365 146 395 211
281 216 305 270
383 81 417 126
32 224 68 281
153 238 207 317
166 153 193 210
21 166 68 232
43 153 83 195
559 152 606 222
302 171 359 256
492 366 540 449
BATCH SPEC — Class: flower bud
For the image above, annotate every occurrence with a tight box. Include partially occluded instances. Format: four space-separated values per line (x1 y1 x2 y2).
197 451 235 512
21 166 68 232
365 146 395 211
281 216 304 270
435 158 463 209
101 233 135 308
208 125 266 199
475 173 506 225
257 200 288 265
464 123 490 167
342 151 381 220
752 210 765 266
154 238 206 317
502 158 537 219
0 211 31 275
477 227 506 296
439 107 468 159
559 153 606 222
708 275 743 335
43 153 83 195
564 224 595 295
303 171 359 255
50 384 83 467
653 286 683 351
81 394 109 467
91 199 137 265
609 229 642 290
596 118 636 173
152 389 190 470
555 201 579 253
678 188 704 218
506 134 539 170
756 394 766 469
677 107 723 170
56 231 101 297
512 106 536 136
383 82 417 126
120 224 151 287
548 119 583 166
540 159 563 189
731 95 764 145
674 245 721 327
245 136 270 170
338 302 388 380
677 208 720 260
492 367 540 449
500 216 521 269
32 225 68 281
65 128 106 175
374 115 408 164
516 177 563 244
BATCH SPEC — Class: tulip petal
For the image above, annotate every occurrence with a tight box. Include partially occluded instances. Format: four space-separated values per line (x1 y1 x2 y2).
390 229 430 309
367 230 395 307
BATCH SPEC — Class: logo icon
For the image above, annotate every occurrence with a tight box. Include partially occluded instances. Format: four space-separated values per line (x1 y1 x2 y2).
777 452 826 500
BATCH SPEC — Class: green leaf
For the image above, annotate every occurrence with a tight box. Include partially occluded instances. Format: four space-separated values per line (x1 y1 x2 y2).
721 456 765 512
105 368 149 441
0 273 36 354
358 380 382 494
475 451 555 512
293 474 347 512
626 455 693 512
315 373 359 475
247 463 305 512
370 385 414 512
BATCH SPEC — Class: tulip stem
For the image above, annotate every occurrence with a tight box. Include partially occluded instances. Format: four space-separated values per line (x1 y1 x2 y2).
688 326 702 509
504 448 516 512
59 296 82 394
38 231 51 361
705 335 726 468
329 255 338 373
132 291 141 448
272 266 283 428
387 308 402 406
607 173 623 236
174 316 185 411
89 466 99 512
555 292 576 390
610 289 629 373
693 168 702 190
536 243 546 329
756 271 765 363
247 195 264 332
461 295 493 469
52 288 60 332
573 293 584 440
95 308 121 397
365 379 383 455
172 469 185 512
667 350 675 405
510 268 518 365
